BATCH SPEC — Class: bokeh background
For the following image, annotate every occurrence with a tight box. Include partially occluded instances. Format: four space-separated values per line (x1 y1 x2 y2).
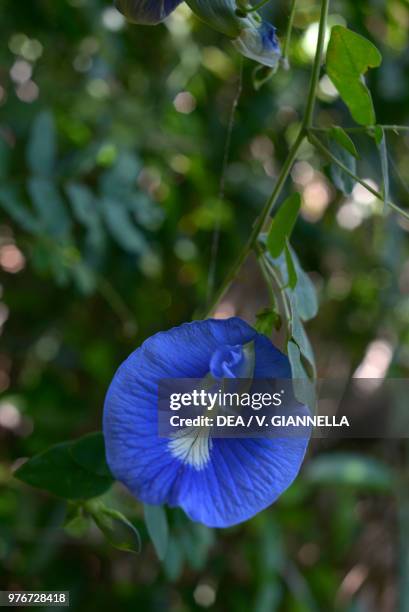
1 0 409 610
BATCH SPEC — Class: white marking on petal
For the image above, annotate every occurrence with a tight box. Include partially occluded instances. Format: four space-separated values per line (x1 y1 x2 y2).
168 427 213 470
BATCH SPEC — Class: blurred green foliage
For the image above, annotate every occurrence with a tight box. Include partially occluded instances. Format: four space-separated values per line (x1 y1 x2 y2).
1 0 409 610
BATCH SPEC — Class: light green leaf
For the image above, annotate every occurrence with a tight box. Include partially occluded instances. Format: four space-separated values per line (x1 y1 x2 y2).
328 139 356 196
267 193 301 258
287 341 307 380
144 504 169 561
88 501 141 553
27 111 56 176
290 307 316 373
326 26 382 126
15 441 113 500
255 307 281 336
329 126 359 159
287 245 318 321
305 453 395 492
284 240 297 289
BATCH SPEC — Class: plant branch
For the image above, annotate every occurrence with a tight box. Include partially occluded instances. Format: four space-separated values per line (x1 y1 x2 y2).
205 0 331 317
310 125 409 134
282 0 298 66
304 0 330 127
308 131 409 220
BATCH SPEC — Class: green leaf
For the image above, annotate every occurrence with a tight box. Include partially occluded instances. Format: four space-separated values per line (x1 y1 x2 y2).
28 178 71 238
101 197 148 255
255 308 281 336
286 245 318 321
329 127 359 159
305 453 395 492
284 241 297 289
70 432 113 479
287 341 307 380
290 306 315 372
287 341 316 408
326 26 382 125
88 501 141 553
15 441 113 500
27 111 56 176
266 193 301 258
144 504 169 561
0 186 41 234
328 139 356 195
66 183 105 253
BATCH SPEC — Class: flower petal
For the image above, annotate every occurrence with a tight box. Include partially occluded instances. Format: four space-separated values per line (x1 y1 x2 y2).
115 0 182 25
103 318 309 527
233 20 281 69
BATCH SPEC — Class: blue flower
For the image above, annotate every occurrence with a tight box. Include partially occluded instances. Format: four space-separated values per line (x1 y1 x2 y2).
115 0 282 69
103 317 309 527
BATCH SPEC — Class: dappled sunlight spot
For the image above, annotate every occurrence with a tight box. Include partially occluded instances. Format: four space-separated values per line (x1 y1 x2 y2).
250 135 274 162
352 179 379 205
336 564 369 604
87 78 110 99
193 583 216 607
318 75 339 100
0 244 25 273
102 7 125 31
0 402 22 431
201 46 235 79
292 161 315 186
354 340 393 392
173 91 196 114
301 178 332 222
336 201 363 230
327 272 352 300
170 154 191 174
10 60 32 84
16 81 39 103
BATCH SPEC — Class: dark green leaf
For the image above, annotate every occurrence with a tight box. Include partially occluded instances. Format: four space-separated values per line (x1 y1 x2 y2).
326 26 382 125
267 193 301 258
144 504 169 561
27 111 56 176
28 178 71 238
329 127 359 159
15 441 113 500
101 197 147 254
305 453 395 492
0 186 41 234
66 183 105 253
70 432 113 479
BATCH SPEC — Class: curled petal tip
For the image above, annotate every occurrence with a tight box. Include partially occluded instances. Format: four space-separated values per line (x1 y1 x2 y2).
234 21 281 68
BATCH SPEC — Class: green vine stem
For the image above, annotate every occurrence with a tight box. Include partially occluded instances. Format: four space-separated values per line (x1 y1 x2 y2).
282 0 298 68
206 0 330 317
